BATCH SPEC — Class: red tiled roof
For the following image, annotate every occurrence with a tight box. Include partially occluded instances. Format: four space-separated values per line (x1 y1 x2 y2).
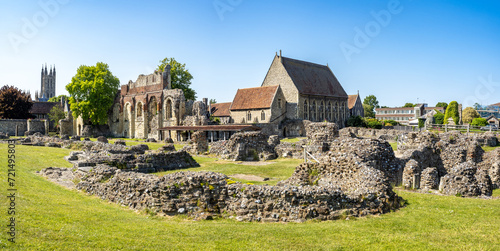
29 102 60 114
347 94 359 109
210 102 231 117
230 86 278 111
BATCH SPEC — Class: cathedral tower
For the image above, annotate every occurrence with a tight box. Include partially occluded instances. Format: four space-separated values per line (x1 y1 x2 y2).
39 64 56 102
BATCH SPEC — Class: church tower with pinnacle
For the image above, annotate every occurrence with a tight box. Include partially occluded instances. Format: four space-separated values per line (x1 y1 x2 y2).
35 64 56 102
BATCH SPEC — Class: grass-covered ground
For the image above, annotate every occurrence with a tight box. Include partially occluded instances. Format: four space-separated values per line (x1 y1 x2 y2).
0 144 498 250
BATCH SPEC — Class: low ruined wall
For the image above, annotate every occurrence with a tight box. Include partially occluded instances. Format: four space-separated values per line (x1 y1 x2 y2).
0 119 27 136
209 131 276 161
60 165 403 222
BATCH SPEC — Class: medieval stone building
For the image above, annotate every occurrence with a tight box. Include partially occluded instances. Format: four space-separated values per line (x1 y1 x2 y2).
230 85 286 125
105 65 189 140
35 64 56 102
261 52 350 126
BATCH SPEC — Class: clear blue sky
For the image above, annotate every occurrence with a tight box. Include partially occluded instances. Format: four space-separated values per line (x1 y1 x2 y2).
1 0 499 108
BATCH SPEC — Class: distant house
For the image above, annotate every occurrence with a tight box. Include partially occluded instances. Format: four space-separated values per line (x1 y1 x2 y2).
209 102 232 124
486 115 499 127
230 85 286 124
478 102 500 119
261 52 350 126
29 102 61 129
348 93 364 117
376 104 445 125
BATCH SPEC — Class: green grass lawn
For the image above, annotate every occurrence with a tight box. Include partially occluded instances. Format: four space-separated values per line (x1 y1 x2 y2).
280 137 306 143
0 144 499 250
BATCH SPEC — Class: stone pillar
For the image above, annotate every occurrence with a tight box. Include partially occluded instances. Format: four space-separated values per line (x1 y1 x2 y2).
44 120 49 135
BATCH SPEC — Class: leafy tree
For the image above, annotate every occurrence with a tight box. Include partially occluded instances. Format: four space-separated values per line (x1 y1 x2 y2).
436 102 448 111
471 118 488 126
461 107 480 124
347 115 366 127
157 57 196 100
433 112 445 124
363 95 379 109
48 94 69 103
473 103 482 110
362 95 379 118
0 85 33 119
403 103 415 107
48 105 66 130
443 101 460 125
66 62 120 125
363 103 375 118
209 99 217 104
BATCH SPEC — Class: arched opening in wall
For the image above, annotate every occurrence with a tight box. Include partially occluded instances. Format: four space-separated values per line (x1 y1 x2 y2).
148 96 158 134
283 127 287 138
261 110 265 121
136 102 143 117
311 101 316 122
327 102 332 121
303 100 308 120
165 99 172 119
247 111 252 122
149 96 157 115
319 101 324 121
124 103 130 122
78 124 81 135
334 101 338 122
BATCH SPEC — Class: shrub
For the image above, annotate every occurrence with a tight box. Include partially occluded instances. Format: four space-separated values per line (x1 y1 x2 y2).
365 118 382 129
383 119 399 126
434 112 445 124
347 115 366 127
471 118 488 126
418 118 425 128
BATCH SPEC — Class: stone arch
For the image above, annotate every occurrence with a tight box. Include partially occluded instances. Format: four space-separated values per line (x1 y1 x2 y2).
165 98 173 119
247 111 252 122
124 103 131 122
136 102 143 117
327 101 332 121
319 101 324 121
261 110 265 121
148 96 158 134
311 101 316 122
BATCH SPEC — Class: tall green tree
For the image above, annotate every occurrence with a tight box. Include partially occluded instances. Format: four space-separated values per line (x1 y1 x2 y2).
461 107 480 124
48 105 66 130
403 103 415 107
0 85 33 119
473 103 482 110
157 57 196 100
443 101 460 125
363 95 379 118
66 62 120 125
363 95 379 109
436 102 448 111
48 94 69 103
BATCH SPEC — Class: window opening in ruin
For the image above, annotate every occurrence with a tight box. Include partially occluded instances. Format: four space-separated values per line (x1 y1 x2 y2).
137 102 143 117
261 111 265 121
166 99 172 119
247 111 252 122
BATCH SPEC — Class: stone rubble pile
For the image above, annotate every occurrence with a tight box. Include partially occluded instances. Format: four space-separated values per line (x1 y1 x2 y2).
439 161 492 196
181 131 208 154
397 132 495 196
209 131 276 161
68 164 403 222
